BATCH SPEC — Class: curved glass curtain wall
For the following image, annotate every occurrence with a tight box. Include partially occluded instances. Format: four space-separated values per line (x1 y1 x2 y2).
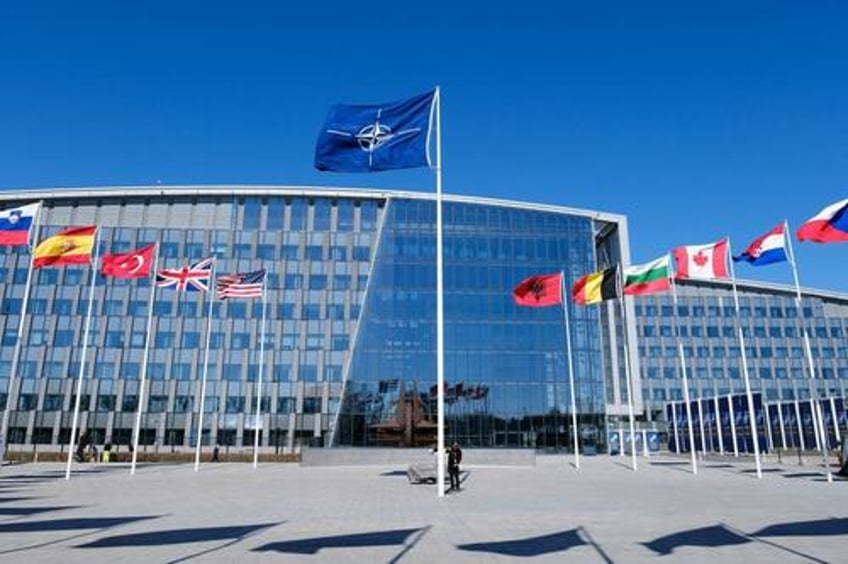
335 198 608 449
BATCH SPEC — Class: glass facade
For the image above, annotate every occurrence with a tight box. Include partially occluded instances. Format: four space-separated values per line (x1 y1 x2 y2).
334 198 609 449
0 189 624 453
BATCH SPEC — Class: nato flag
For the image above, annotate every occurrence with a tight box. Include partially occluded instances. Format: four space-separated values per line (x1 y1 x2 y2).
315 90 436 172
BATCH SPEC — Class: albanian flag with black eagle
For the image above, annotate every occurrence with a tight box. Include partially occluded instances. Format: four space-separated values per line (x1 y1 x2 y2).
512 273 563 307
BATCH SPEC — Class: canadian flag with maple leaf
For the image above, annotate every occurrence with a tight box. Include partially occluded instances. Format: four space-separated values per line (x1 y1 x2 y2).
673 239 729 280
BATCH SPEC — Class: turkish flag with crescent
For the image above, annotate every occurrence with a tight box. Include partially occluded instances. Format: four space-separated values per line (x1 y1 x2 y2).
101 243 155 279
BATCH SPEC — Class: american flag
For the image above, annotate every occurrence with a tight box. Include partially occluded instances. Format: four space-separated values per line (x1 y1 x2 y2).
155 257 214 292
216 268 266 299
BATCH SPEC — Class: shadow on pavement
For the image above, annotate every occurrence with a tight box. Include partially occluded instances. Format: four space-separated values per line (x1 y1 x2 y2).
380 470 409 477
77 523 279 548
0 515 158 533
782 472 829 479
0 497 38 504
754 517 848 537
458 529 587 557
0 506 80 516
642 524 750 555
253 527 422 555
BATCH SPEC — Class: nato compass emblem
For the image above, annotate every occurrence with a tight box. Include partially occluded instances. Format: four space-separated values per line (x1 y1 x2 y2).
326 109 421 167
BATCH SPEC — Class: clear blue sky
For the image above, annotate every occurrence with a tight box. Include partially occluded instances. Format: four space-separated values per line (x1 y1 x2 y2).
2 2 847 292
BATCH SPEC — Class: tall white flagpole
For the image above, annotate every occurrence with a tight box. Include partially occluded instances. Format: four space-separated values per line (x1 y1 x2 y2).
726 238 762 478
784 221 832 482
253 275 267 469
714 394 725 455
195 258 216 472
764 403 775 452
433 87 447 497
616 269 638 471
728 394 739 456
0 202 42 467
131 243 159 476
66 228 101 480
777 402 787 450
698 399 707 455
670 402 679 453
670 275 698 475
559 271 580 469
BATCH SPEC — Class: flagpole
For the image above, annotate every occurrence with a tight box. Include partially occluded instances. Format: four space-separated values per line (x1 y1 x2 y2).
726 238 762 479
560 271 580 469
616 269 638 471
784 220 832 482
0 202 42 467
670 274 698 475
433 86 447 497
728 393 739 456
66 228 101 480
195 258 216 472
131 243 159 476
253 275 267 469
714 394 724 455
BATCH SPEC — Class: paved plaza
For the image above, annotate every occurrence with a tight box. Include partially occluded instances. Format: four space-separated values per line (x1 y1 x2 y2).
0 453 845 562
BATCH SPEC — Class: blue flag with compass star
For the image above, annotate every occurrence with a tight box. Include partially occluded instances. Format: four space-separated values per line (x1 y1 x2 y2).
315 90 436 172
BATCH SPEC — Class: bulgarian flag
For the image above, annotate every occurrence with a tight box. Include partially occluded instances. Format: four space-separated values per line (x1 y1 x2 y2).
623 255 671 296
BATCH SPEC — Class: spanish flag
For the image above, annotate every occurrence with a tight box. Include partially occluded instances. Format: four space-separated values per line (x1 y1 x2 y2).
572 266 619 305
33 226 97 269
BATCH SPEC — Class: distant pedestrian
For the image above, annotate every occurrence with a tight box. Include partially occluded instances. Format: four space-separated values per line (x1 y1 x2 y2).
212 445 220 463
448 442 463 491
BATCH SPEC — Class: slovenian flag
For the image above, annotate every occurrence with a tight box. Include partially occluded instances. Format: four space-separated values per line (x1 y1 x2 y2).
733 223 787 266
797 199 848 243
0 202 39 246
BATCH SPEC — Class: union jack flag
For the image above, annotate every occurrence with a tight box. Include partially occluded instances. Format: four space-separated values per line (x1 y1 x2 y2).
216 268 265 299
155 257 214 292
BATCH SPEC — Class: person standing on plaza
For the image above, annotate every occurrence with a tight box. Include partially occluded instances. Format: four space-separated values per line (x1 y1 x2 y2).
448 442 463 491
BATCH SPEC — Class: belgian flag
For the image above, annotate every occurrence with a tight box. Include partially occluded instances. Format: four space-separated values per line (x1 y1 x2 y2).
572 266 619 305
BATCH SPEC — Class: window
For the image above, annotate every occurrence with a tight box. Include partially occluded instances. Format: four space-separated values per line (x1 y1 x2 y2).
154 301 172 316
170 363 190 380
303 397 322 413
231 333 250 349
303 304 321 319
333 275 351 290
353 246 370 261
102 300 123 315
309 275 327 290
257 244 275 260
54 330 73 347
53 299 73 315
284 274 303 289
223 364 241 381
178 302 197 316
182 332 200 348
306 245 323 260
148 395 168 413
332 335 350 350
282 245 299 260
227 302 247 319
330 246 347 260
155 332 175 348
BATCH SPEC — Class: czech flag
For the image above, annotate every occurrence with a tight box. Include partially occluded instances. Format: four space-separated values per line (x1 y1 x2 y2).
797 199 848 243
733 223 787 266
